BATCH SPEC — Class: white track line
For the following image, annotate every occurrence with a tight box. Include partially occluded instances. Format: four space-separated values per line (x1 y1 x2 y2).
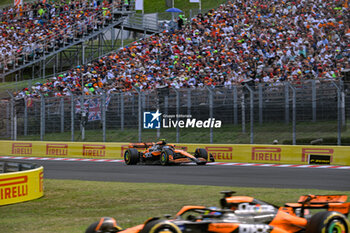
1 156 350 169
0 156 123 163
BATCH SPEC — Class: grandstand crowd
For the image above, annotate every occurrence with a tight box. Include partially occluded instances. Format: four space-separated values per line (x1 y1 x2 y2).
7 0 350 99
0 0 130 72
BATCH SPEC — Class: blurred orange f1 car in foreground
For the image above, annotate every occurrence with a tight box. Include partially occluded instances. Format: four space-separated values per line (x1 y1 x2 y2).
124 140 214 166
86 191 350 233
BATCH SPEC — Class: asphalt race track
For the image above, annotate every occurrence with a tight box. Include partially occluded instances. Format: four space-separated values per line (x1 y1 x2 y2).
6 159 350 191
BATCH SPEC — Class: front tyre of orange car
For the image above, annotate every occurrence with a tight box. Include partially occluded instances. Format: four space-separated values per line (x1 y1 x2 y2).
160 151 170 166
140 219 182 233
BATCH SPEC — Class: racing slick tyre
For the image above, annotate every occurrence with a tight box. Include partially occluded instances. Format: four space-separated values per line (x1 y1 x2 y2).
305 211 350 233
195 148 208 165
160 149 174 166
140 219 181 233
85 217 122 233
124 148 139 165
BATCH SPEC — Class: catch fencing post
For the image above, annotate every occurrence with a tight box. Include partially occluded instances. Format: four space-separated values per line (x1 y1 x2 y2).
81 72 86 141
6 101 10 136
244 84 254 144
142 92 146 112
173 88 180 143
241 92 246 133
38 92 45 141
80 95 85 141
206 86 214 144
131 93 135 115
187 89 191 116
341 80 345 126
7 91 15 140
133 87 142 142
287 83 296 145
24 97 27 136
82 43 85 65
285 83 289 124
258 83 263 125
164 95 168 115
14 101 17 141
312 80 316 122
43 56 46 79
156 92 160 139
139 92 142 143
60 97 64 133
233 86 238 125
331 81 342 145
69 90 75 142
120 92 124 131
102 92 106 142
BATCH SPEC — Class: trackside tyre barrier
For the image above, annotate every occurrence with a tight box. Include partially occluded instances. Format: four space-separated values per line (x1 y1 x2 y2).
0 140 350 165
0 160 43 206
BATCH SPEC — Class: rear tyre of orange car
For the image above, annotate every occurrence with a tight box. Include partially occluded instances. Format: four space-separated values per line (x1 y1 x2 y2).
124 148 139 165
140 219 182 233
195 148 208 165
160 149 173 166
306 211 350 233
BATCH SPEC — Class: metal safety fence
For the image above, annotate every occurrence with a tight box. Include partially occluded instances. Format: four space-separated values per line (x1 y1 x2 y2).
0 80 348 145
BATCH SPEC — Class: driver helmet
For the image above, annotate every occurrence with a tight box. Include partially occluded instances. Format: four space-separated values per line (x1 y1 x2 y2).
205 207 221 216
156 139 167 146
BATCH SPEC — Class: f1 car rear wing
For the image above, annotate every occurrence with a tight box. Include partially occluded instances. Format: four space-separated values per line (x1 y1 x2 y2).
297 195 348 204
128 143 177 149
128 143 154 148
285 194 350 216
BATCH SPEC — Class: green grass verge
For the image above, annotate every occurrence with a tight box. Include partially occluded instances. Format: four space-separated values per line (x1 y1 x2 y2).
1 179 349 233
15 121 349 145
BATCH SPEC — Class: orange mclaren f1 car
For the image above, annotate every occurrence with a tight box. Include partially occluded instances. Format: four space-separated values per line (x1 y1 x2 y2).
124 141 214 166
85 191 350 233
